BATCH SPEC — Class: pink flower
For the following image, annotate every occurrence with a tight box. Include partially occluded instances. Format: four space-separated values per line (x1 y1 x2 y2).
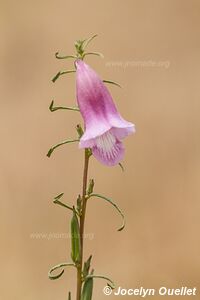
75 60 135 166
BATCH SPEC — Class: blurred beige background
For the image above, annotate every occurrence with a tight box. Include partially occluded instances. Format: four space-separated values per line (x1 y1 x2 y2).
1 0 200 299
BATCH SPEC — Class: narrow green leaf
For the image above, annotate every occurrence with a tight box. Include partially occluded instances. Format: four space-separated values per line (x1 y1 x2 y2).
83 52 104 59
86 274 115 289
47 139 79 158
52 70 76 83
82 34 98 50
71 208 81 263
103 80 121 88
55 52 77 59
49 100 79 112
81 277 93 300
54 192 64 200
48 262 75 280
89 193 125 231
53 193 73 211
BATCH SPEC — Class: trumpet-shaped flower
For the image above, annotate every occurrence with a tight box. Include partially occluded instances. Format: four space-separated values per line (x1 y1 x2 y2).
75 60 135 166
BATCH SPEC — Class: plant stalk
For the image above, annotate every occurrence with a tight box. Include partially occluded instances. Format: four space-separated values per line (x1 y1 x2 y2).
76 149 90 300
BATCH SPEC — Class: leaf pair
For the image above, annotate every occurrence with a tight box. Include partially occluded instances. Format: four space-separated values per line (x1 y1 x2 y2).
52 189 125 231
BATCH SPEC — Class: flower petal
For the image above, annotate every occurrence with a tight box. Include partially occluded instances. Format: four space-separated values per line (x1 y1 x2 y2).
75 59 135 166
91 130 125 166
110 125 135 140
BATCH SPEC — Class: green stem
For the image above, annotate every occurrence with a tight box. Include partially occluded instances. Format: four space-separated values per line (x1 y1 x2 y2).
76 150 90 300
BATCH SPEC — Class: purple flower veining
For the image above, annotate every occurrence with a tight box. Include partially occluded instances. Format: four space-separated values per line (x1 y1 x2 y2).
75 59 135 166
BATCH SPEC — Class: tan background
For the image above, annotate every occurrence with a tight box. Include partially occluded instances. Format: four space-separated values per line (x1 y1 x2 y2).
1 0 200 299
